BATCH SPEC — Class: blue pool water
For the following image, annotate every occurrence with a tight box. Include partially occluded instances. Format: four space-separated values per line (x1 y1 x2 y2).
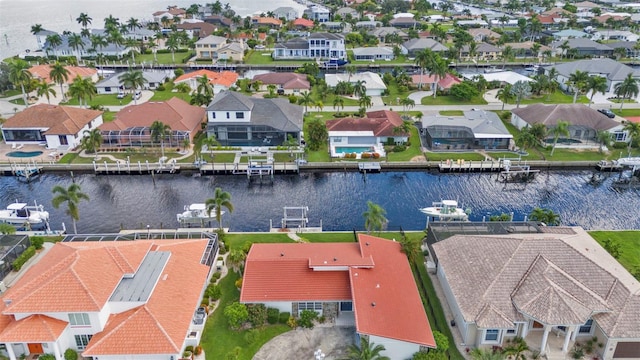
335 146 373 154
6 151 43 158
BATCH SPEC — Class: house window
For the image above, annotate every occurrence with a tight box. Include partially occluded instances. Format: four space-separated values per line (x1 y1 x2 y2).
69 313 90 326
506 328 516 335
59 135 68 145
579 319 593 334
226 112 230 119
613 131 626 142
211 113 216 119
484 329 500 343
236 112 244 119
297 302 322 315
74 334 93 350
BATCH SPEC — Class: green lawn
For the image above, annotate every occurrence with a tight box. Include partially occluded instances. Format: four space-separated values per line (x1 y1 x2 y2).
386 127 424 161
224 233 294 251
613 108 640 117
381 81 412 108
300 231 423 243
61 94 132 107
514 92 589 105
149 85 191 103
589 231 640 275
537 147 606 161
9 98 25 105
439 110 464 116
134 51 192 65
103 111 116 122
424 152 486 161
59 150 190 164
0 89 21 98
421 94 487 105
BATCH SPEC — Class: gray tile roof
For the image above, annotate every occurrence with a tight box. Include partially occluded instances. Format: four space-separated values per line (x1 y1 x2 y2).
369 27 408 38
432 227 640 338
308 32 344 40
545 58 638 82
96 71 168 88
511 104 620 131
421 110 512 138
352 47 394 56
550 38 611 51
207 91 303 131
402 38 448 52
275 38 309 50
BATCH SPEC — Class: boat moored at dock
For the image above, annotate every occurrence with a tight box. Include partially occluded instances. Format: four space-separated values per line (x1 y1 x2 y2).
0 201 50 231
176 203 223 227
419 200 469 221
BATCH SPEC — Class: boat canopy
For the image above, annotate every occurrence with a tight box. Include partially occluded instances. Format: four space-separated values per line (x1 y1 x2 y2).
441 200 458 206
6 203 27 210
189 203 207 211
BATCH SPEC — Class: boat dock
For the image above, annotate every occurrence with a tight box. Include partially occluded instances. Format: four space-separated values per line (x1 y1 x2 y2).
358 162 381 173
0 163 43 180
438 159 503 173
93 160 180 175
596 160 622 172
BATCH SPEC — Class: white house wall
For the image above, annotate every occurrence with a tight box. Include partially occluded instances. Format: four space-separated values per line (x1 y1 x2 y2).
510 114 528 130
88 353 177 360
437 266 470 345
256 301 293 313
367 335 421 360
207 110 251 122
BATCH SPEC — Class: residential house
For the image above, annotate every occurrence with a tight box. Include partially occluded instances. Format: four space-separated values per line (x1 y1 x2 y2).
355 21 381 30
322 22 348 32
273 33 346 60
511 104 627 144
0 238 214 360
467 28 501 43
303 4 330 23
28 65 98 94
431 225 640 359
325 110 407 157
410 73 462 92
217 42 245 63
194 35 228 59
325 72 387 96
1 105 103 150
575 1 600 15
174 70 238 93
456 19 489 28
389 17 421 29
552 29 590 40
31 29 58 51
606 41 640 59
592 30 639 42
550 38 613 57
504 41 551 59
152 6 186 22
42 31 130 58
240 234 436 359
369 27 408 43
96 71 169 94
352 47 395 61
100 97 205 147
420 110 512 150
335 7 358 19
206 91 303 147
468 71 534 85
176 21 217 39
460 42 501 61
293 18 315 29
594 14 630 25
251 17 283 28
401 38 448 57
203 15 232 28
273 6 299 21
252 72 311 94
544 58 640 93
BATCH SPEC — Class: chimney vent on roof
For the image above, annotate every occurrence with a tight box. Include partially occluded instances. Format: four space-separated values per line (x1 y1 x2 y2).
280 252 285 257
365 242 369 246
376 284 380 288
371 302 376 307
334 257 337 261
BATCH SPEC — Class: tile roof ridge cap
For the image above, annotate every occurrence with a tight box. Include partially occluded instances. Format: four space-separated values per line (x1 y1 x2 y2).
142 305 181 352
85 306 146 351
69 265 102 309
510 253 543 298
542 257 610 307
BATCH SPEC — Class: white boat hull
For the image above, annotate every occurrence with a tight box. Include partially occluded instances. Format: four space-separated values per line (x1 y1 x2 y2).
177 203 224 225
0 202 50 230
419 207 469 221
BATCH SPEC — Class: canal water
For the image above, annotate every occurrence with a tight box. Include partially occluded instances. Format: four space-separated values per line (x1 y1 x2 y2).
1 170 638 233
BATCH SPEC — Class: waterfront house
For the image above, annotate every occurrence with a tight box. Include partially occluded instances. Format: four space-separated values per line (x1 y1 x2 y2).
303 4 330 23
1 105 103 150
551 29 589 40
174 70 238 93
550 38 613 58
460 42 501 61
389 17 421 29
96 71 168 94
251 16 283 29
431 226 640 360
369 27 408 43
100 97 205 148
28 65 98 96
152 6 186 23
273 33 346 60
42 31 130 58
176 21 217 39
0 238 214 360
420 110 512 150
251 72 311 94
543 58 639 93
240 234 436 359
504 41 551 59
511 104 627 145
325 110 407 157
606 41 640 59
335 7 358 18
351 47 395 61
194 35 228 60
273 6 299 21
205 91 303 147
591 30 639 42
292 18 315 30
467 28 501 43
410 73 461 92
216 42 245 63
401 38 448 57
325 72 387 96
203 15 232 28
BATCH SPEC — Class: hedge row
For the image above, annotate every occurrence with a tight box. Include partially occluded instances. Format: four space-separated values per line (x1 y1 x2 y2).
12 246 36 271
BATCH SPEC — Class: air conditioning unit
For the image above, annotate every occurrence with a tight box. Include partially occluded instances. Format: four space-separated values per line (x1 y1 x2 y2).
0 282 7 293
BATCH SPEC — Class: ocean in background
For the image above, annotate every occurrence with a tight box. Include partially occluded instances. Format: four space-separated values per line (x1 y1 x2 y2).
0 0 306 59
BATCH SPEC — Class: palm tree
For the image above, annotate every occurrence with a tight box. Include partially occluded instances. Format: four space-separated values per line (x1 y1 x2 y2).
470 348 506 360
8 59 33 108
363 201 387 234
67 76 96 107
501 45 515 69
202 135 220 161
353 80 367 98
359 94 372 109
596 130 612 153
67 34 85 63
226 249 246 273
496 83 514 110
298 91 314 113
205 187 234 230
45 34 63 59
31 24 45 49
126 17 142 33
150 120 172 157
549 120 570 156
467 41 478 68
568 70 589 104
399 97 415 113
51 183 90 234
196 75 214 97
414 48 433 89
118 70 147 105
529 207 560 225
614 74 639 111
49 62 70 99
104 14 120 30
333 97 344 112
81 128 103 154
585 76 607 107
428 56 448 98
0 223 16 235
165 33 180 63
514 127 537 151
35 80 56 104
345 336 390 360
76 13 92 28
345 64 357 82
623 121 640 153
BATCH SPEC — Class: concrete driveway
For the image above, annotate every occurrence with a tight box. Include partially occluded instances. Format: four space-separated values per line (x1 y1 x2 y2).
253 326 355 360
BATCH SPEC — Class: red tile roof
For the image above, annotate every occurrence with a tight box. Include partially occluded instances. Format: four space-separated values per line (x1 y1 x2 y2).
241 235 436 348
29 65 97 84
3 104 102 135
174 69 238 87
252 17 282 26
326 110 406 137
293 18 315 28
100 97 205 134
252 72 310 90
411 73 461 89
0 314 68 342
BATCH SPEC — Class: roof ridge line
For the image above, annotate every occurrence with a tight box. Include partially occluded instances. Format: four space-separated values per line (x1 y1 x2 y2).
143 305 181 352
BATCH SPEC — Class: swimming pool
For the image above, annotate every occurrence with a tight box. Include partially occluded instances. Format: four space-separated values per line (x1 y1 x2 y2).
335 146 373 154
6 151 44 158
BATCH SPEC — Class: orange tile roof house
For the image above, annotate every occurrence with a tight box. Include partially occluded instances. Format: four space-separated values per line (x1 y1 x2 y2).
252 72 311 93
28 65 98 85
431 226 640 359
99 97 205 147
174 70 238 93
1 104 103 151
241 235 436 359
0 238 214 360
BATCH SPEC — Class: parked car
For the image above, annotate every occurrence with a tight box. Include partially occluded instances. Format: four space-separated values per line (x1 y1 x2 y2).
134 91 142 100
116 91 126 99
598 108 615 118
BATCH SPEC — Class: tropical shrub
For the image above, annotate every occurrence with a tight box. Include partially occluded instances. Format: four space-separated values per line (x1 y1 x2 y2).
12 246 36 271
298 310 318 328
267 307 280 324
247 304 268 327
286 315 297 328
30 236 44 250
64 349 78 360
279 311 291 324
224 302 248 330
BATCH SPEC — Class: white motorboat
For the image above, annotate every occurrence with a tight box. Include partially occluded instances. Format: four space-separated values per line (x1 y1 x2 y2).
177 203 224 226
0 201 50 230
419 200 469 221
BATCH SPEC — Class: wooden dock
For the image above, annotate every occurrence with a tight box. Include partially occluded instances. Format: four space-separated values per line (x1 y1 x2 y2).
596 160 622 172
93 161 180 175
438 159 503 173
358 162 381 173
199 162 299 175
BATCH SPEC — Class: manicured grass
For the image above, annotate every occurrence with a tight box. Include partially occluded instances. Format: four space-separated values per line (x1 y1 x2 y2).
381 81 412 107
0 89 21 98
421 94 487 105
386 127 424 161
486 151 542 160
424 152 486 161
439 110 464 116
149 86 192 103
310 88 359 107
514 92 589 105
102 111 116 122
612 108 640 117
244 51 304 65
224 233 294 251
134 51 192 65
9 98 25 105
301 232 357 242
589 231 640 275
537 147 606 161
61 94 132 107
58 150 190 164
